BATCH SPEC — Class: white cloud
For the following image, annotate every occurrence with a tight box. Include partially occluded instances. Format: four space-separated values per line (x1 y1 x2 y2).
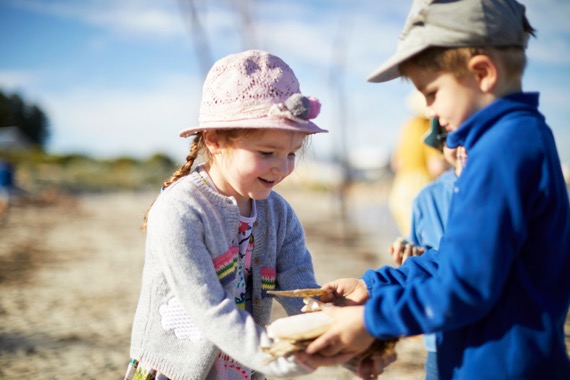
90 7 183 38
43 73 200 160
11 0 185 39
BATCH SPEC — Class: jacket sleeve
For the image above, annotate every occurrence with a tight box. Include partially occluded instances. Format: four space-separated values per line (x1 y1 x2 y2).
361 248 439 294
363 135 529 339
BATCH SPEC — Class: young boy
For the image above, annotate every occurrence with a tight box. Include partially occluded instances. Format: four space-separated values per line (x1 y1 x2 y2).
297 0 570 378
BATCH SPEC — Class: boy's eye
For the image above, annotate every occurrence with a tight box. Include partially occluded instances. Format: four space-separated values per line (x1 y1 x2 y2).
259 151 273 157
288 152 297 159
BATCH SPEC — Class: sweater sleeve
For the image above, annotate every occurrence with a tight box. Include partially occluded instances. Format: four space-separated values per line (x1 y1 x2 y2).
270 195 320 316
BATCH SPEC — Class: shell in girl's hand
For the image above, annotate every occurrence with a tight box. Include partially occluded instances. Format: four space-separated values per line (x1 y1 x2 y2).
261 296 399 367
266 311 333 341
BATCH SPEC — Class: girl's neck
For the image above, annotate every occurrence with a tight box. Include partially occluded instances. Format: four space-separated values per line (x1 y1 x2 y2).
202 163 252 216
237 199 253 217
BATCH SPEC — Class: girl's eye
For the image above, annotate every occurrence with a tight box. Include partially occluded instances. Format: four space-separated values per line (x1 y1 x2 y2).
288 152 297 159
259 151 273 157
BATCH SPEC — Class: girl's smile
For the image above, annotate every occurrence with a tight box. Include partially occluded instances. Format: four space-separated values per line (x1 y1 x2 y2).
205 129 306 215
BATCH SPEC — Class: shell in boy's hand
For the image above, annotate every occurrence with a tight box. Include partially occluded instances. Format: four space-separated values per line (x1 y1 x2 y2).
267 288 332 298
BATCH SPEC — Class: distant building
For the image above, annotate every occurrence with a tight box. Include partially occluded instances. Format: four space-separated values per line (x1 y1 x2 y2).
0 126 32 150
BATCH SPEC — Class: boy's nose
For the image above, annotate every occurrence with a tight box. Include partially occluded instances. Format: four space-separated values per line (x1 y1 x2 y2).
424 107 437 119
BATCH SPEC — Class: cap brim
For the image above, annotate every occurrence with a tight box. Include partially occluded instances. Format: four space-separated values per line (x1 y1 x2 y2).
179 116 328 138
367 43 430 83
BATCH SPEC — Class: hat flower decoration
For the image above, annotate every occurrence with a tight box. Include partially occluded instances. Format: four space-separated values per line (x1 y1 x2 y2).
268 94 321 124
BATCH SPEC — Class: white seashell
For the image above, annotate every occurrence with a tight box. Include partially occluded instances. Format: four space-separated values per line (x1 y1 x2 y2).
266 311 333 341
300 297 327 313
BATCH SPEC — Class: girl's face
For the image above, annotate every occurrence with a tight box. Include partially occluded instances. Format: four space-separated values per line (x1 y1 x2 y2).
408 66 486 133
206 129 306 214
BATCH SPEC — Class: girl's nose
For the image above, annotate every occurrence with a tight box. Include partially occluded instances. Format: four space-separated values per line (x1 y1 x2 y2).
274 158 292 176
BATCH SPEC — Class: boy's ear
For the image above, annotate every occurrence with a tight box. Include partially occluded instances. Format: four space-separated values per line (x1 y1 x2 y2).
468 55 498 93
202 131 223 154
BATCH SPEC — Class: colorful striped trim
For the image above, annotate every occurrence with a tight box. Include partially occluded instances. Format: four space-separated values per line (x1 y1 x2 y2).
213 246 238 286
260 267 276 290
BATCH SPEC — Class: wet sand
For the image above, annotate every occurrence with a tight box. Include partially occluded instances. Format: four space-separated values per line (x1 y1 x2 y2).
0 185 568 379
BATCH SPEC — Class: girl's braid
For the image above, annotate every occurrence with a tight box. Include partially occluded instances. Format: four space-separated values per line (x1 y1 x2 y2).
162 133 203 190
141 133 204 230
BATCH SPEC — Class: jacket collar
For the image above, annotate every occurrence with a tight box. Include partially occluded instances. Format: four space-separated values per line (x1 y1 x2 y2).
446 92 540 150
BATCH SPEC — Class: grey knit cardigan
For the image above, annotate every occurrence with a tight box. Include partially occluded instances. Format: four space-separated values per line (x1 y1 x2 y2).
130 171 319 379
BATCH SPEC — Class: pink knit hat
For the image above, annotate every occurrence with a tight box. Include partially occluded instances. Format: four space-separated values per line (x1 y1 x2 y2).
179 50 327 137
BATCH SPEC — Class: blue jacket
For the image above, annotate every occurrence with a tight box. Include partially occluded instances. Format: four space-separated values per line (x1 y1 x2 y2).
409 168 457 250
0 160 14 187
362 93 570 379
409 168 458 353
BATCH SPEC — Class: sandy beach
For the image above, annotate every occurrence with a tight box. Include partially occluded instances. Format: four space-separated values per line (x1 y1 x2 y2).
0 184 568 379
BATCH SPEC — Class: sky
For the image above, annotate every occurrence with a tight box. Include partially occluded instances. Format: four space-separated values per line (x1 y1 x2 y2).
1 0 569 167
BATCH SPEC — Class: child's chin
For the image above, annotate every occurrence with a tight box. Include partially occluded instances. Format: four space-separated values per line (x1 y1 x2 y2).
252 190 273 200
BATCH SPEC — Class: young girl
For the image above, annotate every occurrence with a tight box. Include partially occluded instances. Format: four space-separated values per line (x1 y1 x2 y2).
126 50 327 379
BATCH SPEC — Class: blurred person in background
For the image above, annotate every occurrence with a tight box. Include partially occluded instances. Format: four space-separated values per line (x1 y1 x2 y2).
389 118 467 379
388 91 448 236
0 156 14 216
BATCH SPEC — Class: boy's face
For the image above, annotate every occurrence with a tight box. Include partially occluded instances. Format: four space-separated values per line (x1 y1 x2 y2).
408 66 486 133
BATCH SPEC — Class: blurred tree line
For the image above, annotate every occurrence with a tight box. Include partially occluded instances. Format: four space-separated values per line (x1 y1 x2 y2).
0 90 49 147
4 149 178 193
2 146 178 194
0 90 177 193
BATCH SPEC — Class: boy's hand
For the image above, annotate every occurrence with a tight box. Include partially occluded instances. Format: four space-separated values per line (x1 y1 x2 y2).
305 305 374 357
390 238 425 266
319 278 369 306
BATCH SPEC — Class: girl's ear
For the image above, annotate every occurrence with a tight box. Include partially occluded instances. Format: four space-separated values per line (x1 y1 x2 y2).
468 55 498 93
202 131 223 154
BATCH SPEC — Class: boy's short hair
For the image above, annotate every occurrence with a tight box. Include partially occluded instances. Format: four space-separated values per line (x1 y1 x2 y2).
399 45 528 82
368 0 535 83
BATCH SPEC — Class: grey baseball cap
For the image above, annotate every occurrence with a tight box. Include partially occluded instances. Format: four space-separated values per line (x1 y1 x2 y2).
368 0 532 83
